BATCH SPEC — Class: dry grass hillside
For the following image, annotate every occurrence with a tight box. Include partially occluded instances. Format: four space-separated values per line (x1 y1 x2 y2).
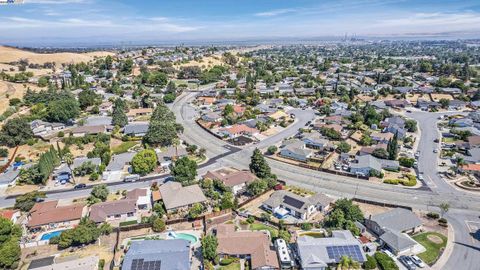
0 46 113 65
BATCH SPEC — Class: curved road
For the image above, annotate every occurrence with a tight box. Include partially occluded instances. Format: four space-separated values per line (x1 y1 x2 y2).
172 92 480 270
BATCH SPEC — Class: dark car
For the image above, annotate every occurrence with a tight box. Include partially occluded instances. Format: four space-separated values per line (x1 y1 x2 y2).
74 183 87 189
434 138 439 143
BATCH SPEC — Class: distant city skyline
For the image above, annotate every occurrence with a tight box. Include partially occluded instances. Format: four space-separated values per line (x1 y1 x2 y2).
1 0 480 45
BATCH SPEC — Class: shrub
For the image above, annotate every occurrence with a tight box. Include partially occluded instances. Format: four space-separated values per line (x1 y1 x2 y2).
152 217 166 232
119 220 138 227
98 259 105 270
399 157 415 168
374 252 399 270
427 212 440 219
246 216 255 224
301 223 313 231
49 236 60 245
383 179 399 185
219 257 234 266
438 218 448 224
401 175 417 187
364 254 377 270
266 146 278 155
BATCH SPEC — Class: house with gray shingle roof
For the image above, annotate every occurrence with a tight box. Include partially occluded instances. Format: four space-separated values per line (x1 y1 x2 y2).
279 140 313 162
122 240 191 270
263 190 333 220
365 208 423 255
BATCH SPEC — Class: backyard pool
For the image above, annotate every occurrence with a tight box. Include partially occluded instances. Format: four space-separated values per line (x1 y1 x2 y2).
40 230 65 241
168 232 198 244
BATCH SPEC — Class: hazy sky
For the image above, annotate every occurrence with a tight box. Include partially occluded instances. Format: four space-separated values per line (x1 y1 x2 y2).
1 0 480 45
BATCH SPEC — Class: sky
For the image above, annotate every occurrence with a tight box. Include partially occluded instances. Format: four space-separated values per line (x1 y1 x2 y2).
0 0 480 45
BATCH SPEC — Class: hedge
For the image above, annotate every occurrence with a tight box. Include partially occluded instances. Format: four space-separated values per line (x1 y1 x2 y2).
119 220 138 227
427 212 440 219
384 179 399 185
374 252 399 270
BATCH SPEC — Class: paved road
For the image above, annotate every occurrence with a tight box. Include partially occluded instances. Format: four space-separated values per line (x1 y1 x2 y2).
0 91 478 269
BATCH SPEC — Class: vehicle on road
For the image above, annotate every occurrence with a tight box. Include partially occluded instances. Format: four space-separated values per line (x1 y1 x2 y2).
73 183 87 189
433 149 438 153
418 173 424 181
399 256 416 270
410 255 425 268
406 110 412 113
434 138 439 143
124 174 140 182
415 151 420 158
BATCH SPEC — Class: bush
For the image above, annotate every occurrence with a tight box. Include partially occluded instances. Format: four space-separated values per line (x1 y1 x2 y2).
383 179 399 185
49 236 60 245
438 218 448 224
266 146 277 155
219 257 234 266
399 157 415 168
427 212 440 219
364 254 377 270
152 217 166 232
374 252 399 270
0 148 8 158
57 131 65 138
246 216 255 224
301 223 313 231
98 259 105 270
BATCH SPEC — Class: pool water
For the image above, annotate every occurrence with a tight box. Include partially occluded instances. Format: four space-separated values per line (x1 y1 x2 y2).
171 233 198 244
40 230 65 240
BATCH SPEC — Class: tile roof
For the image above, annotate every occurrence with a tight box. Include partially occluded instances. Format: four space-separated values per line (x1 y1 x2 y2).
216 224 279 269
27 201 85 228
159 182 207 210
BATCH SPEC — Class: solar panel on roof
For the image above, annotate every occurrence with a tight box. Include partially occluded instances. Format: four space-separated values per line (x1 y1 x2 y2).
326 245 364 262
283 195 305 209
130 259 162 270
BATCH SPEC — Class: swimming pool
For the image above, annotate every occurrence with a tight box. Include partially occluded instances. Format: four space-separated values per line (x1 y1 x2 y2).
169 232 198 244
40 230 65 241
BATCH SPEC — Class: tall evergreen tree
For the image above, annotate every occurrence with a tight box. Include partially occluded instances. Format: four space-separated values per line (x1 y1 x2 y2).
249 148 273 179
111 98 128 127
387 132 399 160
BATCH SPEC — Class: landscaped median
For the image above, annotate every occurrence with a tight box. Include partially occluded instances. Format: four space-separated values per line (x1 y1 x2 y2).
412 232 447 265
383 174 417 187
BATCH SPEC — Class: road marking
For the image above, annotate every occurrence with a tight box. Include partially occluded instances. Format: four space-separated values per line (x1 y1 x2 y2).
427 175 438 188
465 221 480 233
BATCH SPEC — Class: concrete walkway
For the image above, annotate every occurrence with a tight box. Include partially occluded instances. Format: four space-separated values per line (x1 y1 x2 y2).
431 223 455 270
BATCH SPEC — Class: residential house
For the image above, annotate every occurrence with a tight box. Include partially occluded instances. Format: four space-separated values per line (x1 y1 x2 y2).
123 122 149 137
98 101 113 116
0 169 20 188
126 108 153 120
102 152 136 181
350 155 399 176
262 190 333 220
384 99 410 108
201 112 222 123
126 188 152 210
122 240 191 270
203 168 256 195
371 132 394 144
279 140 314 162
0 209 20 224
89 199 137 225
28 255 99 270
218 124 259 139
460 164 480 178
296 230 367 269
158 181 207 212
70 125 106 137
302 133 334 151
156 146 188 167
26 201 87 231
30 120 66 137
364 208 423 255
467 136 480 149
216 224 279 270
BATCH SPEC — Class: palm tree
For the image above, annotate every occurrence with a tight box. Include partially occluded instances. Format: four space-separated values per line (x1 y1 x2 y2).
64 153 75 184
198 148 207 158
172 138 180 161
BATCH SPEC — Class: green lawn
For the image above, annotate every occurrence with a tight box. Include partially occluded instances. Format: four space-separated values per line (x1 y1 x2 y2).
112 141 139 154
249 223 279 238
412 232 447 265
442 137 456 143
219 262 241 270
299 232 325 238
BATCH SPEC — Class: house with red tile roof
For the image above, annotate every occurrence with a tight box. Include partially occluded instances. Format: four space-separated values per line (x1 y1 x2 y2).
203 168 256 195
27 201 87 231
0 209 20 224
218 124 259 138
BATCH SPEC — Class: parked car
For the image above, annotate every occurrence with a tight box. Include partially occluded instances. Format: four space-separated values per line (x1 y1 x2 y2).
433 149 438 153
383 249 395 259
124 174 140 182
74 183 87 189
434 138 439 143
410 255 425 268
418 174 424 181
399 255 417 270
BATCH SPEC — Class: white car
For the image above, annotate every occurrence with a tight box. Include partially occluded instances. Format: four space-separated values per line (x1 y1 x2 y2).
410 255 425 268
418 174 424 181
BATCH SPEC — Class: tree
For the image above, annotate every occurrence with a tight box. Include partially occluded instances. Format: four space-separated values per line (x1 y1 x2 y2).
87 184 109 205
249 148 273 179
143 103 178 147
78 89 101 109
439 202 450 218
0 117 34 147
152 217 166 232
387 132 398 160
220 192 235 210
246 179 268 196
45 98 80 123
131 149 158 176
439 98 450 109
405 119 417 132
14 191 46 212
399 157 415 168
111 98 128 127
58 218 105 248
163 93 176 103
64 152 75 184
152 202 165 218
337 142 351 153
0 148 8 158
266 146 278 155
360 134 373 146
188 203 204 219
0 237 21 269
170 156 197 185
201 234 218 262
186 144 198 155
